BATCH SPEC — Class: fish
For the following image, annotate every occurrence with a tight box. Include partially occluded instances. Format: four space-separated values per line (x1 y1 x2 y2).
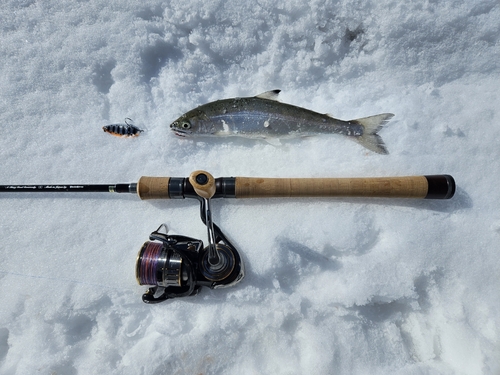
169 90 394 154
103 118 144 138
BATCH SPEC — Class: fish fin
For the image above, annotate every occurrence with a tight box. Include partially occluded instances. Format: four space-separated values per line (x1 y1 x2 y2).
264 137 282 146
256 90 281 101
352 113 394 155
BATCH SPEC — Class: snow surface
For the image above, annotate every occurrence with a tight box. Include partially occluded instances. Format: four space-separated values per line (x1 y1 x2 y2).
1 1 499 374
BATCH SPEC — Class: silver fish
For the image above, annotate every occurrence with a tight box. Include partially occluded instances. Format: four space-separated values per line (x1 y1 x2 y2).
170 90 394 154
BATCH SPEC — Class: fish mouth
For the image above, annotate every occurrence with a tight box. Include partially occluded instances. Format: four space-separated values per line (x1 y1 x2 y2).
171 129 192 137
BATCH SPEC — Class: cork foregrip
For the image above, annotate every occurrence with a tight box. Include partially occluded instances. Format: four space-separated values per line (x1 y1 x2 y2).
137 176 170 200
235 176 429 199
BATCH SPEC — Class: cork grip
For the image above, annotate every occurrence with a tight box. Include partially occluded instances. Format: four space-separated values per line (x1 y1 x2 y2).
137 176 170 200
234 176 430 199
135 174 454 200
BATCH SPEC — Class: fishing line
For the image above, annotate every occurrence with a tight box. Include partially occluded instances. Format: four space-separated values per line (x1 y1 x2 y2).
136 241 163 286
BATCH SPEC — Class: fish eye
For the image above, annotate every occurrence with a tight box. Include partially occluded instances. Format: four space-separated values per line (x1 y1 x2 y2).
181 122 191 129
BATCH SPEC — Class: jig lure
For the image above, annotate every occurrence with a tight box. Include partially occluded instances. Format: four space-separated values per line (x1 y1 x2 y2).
103 118 144 137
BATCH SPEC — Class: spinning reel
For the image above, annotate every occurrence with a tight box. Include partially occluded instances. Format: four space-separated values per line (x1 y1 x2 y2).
135 171 244 303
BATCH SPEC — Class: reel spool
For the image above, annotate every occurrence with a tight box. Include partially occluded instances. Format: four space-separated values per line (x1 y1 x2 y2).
136 239 190 288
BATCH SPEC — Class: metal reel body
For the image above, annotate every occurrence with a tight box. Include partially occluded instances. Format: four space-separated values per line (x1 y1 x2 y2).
136 229 244 304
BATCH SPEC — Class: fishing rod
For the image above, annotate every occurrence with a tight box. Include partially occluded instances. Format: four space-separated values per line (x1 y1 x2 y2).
1 171 455 303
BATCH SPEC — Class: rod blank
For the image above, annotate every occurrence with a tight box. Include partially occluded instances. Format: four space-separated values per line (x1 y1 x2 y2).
0 184 134 193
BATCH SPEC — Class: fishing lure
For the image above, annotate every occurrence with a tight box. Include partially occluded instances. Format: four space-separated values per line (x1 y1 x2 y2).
103 118 144 137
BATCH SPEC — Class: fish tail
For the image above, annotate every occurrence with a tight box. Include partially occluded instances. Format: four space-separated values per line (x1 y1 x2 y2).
352 113 394 154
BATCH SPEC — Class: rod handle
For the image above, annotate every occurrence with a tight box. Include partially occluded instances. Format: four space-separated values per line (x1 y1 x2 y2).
136 176 171 200
136 174 455 200
234 175 455 199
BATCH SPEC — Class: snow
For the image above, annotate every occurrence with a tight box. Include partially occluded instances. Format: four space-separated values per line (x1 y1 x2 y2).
1 0 499 374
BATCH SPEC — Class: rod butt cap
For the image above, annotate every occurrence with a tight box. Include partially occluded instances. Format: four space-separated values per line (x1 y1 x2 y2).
425 175 455 199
